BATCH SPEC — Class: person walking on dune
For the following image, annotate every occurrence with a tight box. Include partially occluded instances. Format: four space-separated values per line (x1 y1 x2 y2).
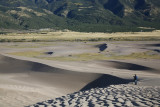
133 74 138 85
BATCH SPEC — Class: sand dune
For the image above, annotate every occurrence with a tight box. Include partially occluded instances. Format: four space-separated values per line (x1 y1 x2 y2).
0 54 101 107
0 41 160 107
96 60 160 74
144 43 160 47
2 54 159 107
28 84 160 107
80 74 132 91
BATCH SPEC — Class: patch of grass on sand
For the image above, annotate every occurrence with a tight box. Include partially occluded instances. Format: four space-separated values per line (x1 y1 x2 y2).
42 51 160 61
8 51 43 57
8 52 107 61
2 43 56 48
8 51 160 61
109 51 160 60
6 45 40 48
41 53 108 61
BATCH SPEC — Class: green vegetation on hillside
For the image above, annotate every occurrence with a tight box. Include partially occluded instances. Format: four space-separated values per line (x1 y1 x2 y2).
0 0 160 32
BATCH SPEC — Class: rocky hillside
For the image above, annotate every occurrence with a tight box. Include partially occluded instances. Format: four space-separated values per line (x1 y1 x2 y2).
0 0 160 32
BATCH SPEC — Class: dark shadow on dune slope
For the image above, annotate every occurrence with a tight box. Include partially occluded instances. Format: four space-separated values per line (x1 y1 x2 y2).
99 60 159 74
0 54 102 90
95 43 108 52
108 61 154 71
0 54 70 73
44 51 54 55
80 74 132 91
30 62 68 73
0 54 88 74
153 49 160 53
145 44 160 47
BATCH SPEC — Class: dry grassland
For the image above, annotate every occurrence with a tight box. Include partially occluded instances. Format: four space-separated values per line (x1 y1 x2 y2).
0 30 160 42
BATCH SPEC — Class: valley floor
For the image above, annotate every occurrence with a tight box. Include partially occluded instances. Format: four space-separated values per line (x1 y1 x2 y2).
0 41 160 107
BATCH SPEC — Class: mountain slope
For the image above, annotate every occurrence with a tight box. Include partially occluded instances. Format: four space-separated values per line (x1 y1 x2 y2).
0 0 160 32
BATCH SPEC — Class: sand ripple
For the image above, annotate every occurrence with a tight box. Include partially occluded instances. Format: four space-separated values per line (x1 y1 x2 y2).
28 84 160 107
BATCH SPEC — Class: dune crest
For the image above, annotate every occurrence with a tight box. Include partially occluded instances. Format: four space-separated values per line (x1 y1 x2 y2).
0 54 101 107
